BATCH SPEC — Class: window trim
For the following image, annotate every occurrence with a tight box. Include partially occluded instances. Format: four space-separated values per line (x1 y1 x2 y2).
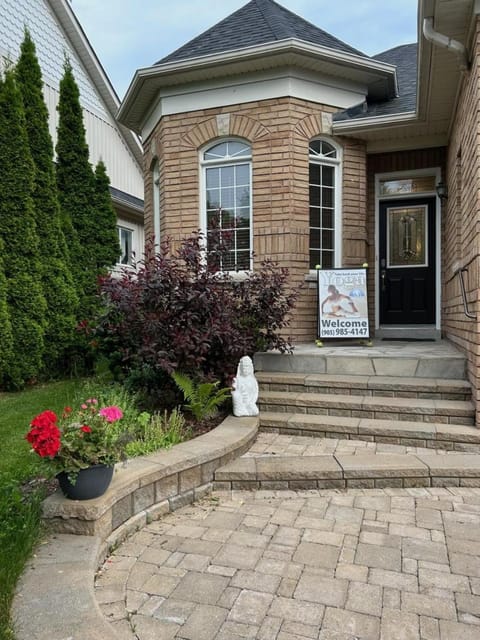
308 137 343 271
152 159 160 249
117 224 135 266
200 138 253 274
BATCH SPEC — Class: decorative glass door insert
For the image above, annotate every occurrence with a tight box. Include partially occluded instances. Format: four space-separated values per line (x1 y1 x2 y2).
387 205 428 268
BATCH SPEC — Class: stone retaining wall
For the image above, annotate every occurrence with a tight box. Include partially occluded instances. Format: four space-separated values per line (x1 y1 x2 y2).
42 416 258 540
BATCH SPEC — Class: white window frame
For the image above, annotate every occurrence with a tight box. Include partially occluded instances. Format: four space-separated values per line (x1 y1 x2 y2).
308 137 342 272
117 225 134 266
200 139 253 274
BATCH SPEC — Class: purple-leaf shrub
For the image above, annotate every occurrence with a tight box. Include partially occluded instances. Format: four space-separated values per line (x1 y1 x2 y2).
95 233 298 399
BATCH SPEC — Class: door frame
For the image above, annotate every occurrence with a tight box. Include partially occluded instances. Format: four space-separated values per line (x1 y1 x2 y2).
374 167 442 332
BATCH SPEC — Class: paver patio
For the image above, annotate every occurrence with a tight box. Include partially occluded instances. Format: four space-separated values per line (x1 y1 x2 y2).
95 481 480 640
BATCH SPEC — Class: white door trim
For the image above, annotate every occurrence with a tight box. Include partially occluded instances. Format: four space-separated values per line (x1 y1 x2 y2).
374 167 442 332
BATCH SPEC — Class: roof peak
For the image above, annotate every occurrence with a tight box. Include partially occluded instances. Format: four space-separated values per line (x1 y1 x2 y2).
156 0 365 66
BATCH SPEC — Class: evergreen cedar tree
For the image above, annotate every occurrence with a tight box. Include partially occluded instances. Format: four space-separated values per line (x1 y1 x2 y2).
0 69 46 388
56 61 120 320
0 238 14 388
93 160 121 271
16 30 79 372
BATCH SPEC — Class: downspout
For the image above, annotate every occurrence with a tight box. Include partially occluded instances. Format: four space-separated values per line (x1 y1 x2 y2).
423 17 469 71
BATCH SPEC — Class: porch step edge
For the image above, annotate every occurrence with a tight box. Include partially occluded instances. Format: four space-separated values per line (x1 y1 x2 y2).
213 453 480 489
259 412 480 450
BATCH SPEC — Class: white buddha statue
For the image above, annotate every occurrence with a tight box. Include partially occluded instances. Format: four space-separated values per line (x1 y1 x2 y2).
232 355 259 417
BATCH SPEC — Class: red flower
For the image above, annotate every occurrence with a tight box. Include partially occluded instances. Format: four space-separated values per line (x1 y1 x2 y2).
80 425 92 433
30 410 58 429
26 423 61 458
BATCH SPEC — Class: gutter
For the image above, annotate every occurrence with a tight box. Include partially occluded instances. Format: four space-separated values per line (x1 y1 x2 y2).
423 17 469 71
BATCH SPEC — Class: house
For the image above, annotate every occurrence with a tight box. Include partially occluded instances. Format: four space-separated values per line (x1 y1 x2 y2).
117 0 480 422
0 0 144 265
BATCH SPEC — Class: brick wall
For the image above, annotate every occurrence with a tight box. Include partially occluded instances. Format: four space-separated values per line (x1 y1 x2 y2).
143 97 367 343
444 19 480 423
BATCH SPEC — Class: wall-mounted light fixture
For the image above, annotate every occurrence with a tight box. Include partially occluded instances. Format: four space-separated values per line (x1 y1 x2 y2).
436 181 448 201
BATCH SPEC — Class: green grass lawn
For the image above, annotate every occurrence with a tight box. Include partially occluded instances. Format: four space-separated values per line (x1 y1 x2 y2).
0 379 82 640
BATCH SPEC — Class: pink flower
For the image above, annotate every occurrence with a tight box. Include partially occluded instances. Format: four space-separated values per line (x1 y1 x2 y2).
81 403 88 409
99 406 123 423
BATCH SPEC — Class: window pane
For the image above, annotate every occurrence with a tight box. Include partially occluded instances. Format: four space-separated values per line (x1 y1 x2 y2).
236 251 250 270
309 140 321 155
322 166 334 187
206 168 219 188
118 227 133 265
236 185 250 207
220 187 234 209
322 187 333 208
204 142 228 159
309 163 320 184
310 207 320 228
220 166 235 188
235 164 250 185
221 209 235 229
322 230 334 250
206 189 220 209
310 228 320 249
310 185 320 207
310 249 321 270
236 229 250 250
236 208 250 227
321 141 337 158
322 209 334 228
228 141 250 157
380 176 436 196
322 250 334 268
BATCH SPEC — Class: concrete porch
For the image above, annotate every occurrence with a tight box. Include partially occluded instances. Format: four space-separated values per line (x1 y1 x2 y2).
254 340 467 379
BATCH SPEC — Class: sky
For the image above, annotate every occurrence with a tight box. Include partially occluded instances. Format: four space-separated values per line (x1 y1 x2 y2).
71 0 419 100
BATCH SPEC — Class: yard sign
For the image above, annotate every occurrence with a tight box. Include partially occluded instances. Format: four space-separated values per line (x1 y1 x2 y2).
317 267 370 340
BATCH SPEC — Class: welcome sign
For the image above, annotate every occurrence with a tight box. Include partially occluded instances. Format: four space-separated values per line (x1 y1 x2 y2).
317 268 370 340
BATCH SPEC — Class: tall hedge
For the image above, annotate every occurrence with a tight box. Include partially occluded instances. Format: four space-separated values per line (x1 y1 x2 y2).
0 70 46 388
56 61 97 314
0 238 13 387
93 160 120 272
16 30 79 372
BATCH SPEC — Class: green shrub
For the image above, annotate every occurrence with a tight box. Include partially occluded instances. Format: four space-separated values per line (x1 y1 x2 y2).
124 408 188 457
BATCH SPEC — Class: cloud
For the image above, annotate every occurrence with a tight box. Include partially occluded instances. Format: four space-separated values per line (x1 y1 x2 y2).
72 0 418 98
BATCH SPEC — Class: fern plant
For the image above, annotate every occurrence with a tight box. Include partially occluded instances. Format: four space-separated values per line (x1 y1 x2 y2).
172 371 230 421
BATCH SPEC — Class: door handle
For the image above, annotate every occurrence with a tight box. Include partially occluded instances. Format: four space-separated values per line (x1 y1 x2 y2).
381 270 386 292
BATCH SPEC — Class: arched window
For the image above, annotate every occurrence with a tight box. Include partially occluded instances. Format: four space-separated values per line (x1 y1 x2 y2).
309 138 342 269
152 160 160 247
201 140 252 272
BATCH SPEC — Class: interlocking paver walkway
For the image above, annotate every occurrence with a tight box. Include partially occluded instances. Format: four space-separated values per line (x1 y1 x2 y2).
95 485 480 640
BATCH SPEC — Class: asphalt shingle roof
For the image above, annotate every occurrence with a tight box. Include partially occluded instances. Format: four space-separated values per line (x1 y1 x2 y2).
333 43 418 122
157 0 366 65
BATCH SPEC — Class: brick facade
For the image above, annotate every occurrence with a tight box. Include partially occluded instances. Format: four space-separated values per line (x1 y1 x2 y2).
443 19 480 423
143 97 367 342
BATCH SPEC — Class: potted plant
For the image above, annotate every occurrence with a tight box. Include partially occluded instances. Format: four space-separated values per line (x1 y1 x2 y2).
26 398 125 500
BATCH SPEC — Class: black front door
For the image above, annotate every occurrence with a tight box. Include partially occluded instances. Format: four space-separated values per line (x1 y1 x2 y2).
379 197 436 325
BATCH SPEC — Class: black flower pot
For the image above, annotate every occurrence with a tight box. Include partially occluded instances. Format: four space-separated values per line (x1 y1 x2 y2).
57 464 114 500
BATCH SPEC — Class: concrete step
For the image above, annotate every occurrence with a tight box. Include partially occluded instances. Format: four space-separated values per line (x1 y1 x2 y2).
213 453 480 490
259 391 475 426
256 372 471 401
260 412 480 451
254 341 467 379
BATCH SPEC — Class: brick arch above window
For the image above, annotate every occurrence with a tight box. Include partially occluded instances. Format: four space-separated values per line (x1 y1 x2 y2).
182 114 270 150
294 112 334 141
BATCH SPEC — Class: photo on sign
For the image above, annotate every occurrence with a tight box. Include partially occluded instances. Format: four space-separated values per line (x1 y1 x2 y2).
318 268 369 339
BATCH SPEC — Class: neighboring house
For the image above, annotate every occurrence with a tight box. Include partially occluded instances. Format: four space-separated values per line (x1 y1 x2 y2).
0 0 144 265
118 0 480 422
